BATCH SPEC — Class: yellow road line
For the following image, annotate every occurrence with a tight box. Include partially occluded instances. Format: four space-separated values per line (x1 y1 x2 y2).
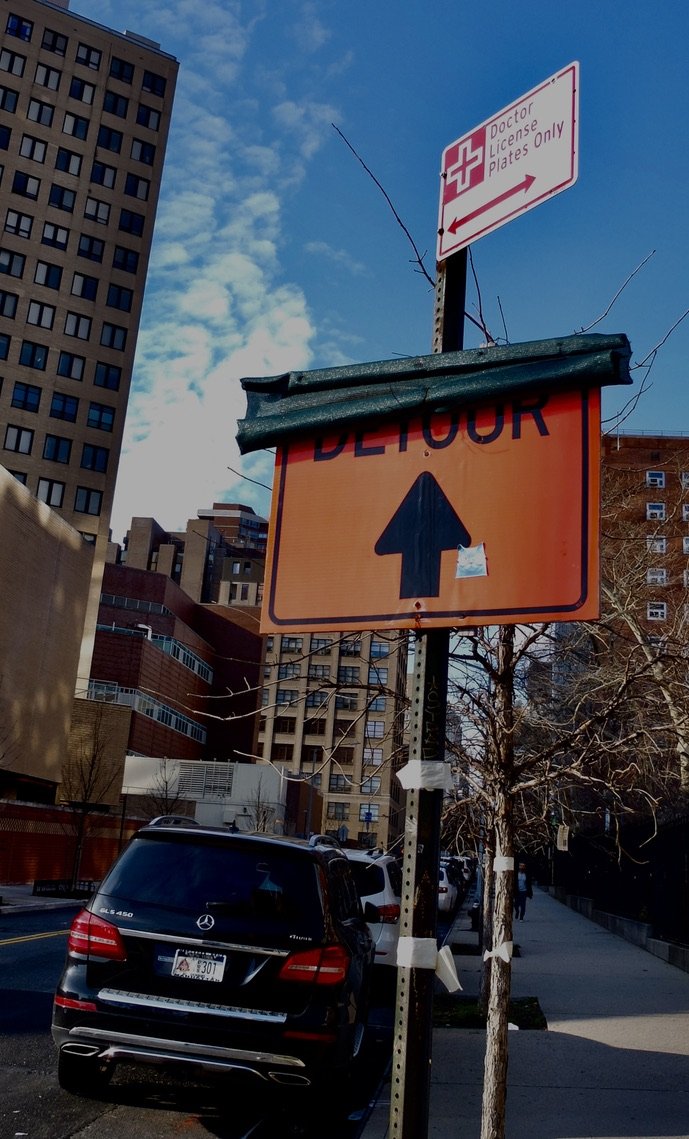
0 929 68 947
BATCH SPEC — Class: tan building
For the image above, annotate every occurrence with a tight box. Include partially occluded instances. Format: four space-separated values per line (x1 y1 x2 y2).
257 630 408 851
0 464 92 800
0 0 178 682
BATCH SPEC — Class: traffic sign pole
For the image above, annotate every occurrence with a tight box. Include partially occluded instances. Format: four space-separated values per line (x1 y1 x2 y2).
390 250 467 1139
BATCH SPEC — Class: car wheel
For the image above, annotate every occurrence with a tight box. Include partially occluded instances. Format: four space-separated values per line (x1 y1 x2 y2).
57 1050 113 1097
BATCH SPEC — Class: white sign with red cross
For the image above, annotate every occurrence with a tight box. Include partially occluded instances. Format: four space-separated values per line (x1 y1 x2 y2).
437 62 579 260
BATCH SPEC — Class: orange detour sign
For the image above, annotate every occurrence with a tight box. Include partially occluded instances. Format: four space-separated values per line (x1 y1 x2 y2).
261 385 601 633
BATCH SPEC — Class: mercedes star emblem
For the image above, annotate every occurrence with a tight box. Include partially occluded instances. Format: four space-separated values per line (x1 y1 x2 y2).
197 913 215 931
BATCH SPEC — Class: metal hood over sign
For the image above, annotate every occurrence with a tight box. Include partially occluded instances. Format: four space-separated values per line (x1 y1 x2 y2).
237 333 631 633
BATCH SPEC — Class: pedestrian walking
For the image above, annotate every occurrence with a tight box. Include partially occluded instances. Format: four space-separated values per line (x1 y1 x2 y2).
514 861 532 920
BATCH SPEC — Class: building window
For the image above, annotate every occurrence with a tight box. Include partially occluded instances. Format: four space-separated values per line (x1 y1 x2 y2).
90 160 116 188
94 361 121 390
282 637 303 653
81 443 108 472
647 601 667 621
365 720 385 739
361 777 382 795
87 402 115 431
137 103 160 130
48 184 76 212
278 662 300 680
41 221 68 249
683 505 689 523
306 691 328 708
97 125 122 153
0 332 10 359
12 171 40 200
682 472 689 490
112 245 139 273
119 208 144 235
272 744 293 764
57 351 84 380
275 689 298 707
27 98 54 126
6 14 32 41
43 434 71 463
683 537 689 556
359 804 379 822
27 300 55 329
0 289 17 317
71 272 98 300
368 695 386 712
368 665 388 685
65 311 92 340
34 254 62 287
363 747 383 765
35 63 61 90
142 70 166 96
106 283 133 312
74 485 103 515
84 197 110 225
19 340 47 369
0 49 25 77
42 29 68 56
646 503 666 521
370 640 391 658
103 90 129 117
645 470 665 488
75 43 101 70
124 172 149 200
69 76 94 104
62 112 88 140
131 138 156 165
11 381 40 411
273 717 296 734
0 247 24 276
19 134 46 162
78 234 104 263
100 322 126 350
340 639 362 657
335 693 358 711
338 666 360 684
5 209 32 238
329 774 348 792
55 147 82 176
4 424 33 453
311 637 333 655
50 392 78 421
37 477 64 507
109 57 134 84
308 664 330 680
647 568 667 586
0 85 18 112
327 803 349 821
647 537 667 554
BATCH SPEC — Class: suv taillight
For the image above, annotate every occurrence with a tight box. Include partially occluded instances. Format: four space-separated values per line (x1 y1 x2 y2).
377 903 401 924
67 910 127 962
279 944 350 986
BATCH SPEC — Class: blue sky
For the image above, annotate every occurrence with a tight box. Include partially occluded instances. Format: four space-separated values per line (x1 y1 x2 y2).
70 0 689 543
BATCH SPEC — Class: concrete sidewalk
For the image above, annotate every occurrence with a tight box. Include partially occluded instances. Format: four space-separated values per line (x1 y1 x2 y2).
362 887 689 1138
0 883 82 915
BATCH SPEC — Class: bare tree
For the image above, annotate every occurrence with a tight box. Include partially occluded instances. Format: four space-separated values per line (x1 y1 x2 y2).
61 702 123 890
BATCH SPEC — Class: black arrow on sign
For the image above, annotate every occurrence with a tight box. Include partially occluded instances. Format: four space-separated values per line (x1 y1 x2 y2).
374 472 472 598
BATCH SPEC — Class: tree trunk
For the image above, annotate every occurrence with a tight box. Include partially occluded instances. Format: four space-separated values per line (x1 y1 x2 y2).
480 625 516 1139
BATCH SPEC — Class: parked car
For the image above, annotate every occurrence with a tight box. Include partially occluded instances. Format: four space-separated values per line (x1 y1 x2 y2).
52 821 375 1099
345 849 402 972
438 865 459 913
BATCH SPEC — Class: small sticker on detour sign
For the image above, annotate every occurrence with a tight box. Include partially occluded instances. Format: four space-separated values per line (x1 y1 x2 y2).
261 386 601 632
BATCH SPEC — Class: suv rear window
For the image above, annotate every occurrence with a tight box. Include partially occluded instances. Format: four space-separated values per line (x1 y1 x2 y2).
99 833 325 938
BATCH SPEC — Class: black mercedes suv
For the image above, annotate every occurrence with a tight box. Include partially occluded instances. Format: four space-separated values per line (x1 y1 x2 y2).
52 822 375 1096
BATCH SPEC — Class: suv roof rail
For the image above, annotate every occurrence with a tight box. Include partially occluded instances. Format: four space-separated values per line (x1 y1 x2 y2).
148 815 199 828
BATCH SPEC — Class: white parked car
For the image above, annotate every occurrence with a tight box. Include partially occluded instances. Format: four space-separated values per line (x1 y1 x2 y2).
345 849 402 969
438 865 459 913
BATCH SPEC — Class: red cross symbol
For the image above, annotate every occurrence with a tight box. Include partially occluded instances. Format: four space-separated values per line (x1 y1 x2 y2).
443 127 485 204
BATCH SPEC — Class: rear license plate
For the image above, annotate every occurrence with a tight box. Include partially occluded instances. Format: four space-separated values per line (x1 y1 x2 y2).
171 948 226 982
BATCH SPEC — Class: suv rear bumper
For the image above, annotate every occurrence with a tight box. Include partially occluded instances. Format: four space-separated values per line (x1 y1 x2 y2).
52 1022 313 1087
